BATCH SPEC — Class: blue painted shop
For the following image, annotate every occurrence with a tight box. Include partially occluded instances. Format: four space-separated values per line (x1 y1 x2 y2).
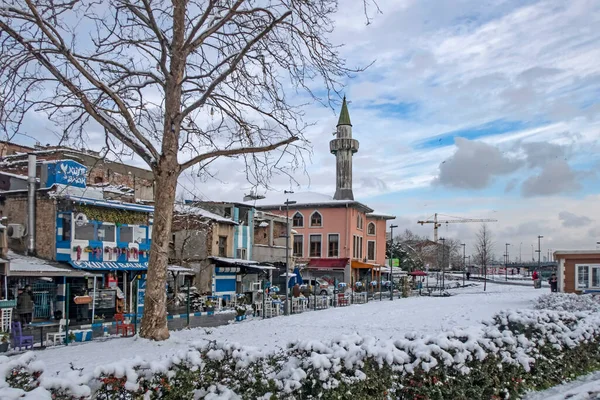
2 158 153 322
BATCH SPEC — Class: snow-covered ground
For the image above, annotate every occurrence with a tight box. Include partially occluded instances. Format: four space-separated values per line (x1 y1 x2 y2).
524 371 600 400
23 282 541 376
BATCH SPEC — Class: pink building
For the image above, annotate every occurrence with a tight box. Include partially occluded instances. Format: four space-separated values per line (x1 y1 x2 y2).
247 98 395 283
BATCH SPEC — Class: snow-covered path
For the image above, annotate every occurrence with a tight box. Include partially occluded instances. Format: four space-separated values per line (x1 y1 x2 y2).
26 283 541 376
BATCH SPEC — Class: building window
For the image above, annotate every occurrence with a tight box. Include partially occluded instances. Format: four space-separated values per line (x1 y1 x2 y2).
577 265 600 289
367 222 376 235
293 235 303 257
218 236 227 257
310 211 322 227
357 214 363 230
353 235 363 259
119 226 133 243
292 212 304 227
309 234 322 257
328 234 339 257
97 224 116 242
60 214 71 241
74 222 95 241
236 248 247 259
367 241 376 261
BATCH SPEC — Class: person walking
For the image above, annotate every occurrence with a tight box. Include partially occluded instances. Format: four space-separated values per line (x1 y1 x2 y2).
17 285 34 325
532 270 540 289
548 273 558 292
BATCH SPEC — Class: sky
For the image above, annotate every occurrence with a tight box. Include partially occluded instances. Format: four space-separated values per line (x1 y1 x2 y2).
7 0 600 260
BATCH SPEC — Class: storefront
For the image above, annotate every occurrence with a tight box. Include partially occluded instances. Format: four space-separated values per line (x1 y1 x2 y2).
209 256 275 302
303 258 349 284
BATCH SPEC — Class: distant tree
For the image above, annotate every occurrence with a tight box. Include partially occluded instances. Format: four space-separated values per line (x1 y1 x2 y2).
386 240 423 272
474 224 495 291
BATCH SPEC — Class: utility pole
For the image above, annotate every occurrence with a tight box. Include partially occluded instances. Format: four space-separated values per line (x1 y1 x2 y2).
536 235 543 272
389 224 398 301
462 243 466 287
519 242 522 263
284 191 296 316
505 243 510 281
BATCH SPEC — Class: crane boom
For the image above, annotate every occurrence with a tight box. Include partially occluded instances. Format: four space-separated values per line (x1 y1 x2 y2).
417 213 497 242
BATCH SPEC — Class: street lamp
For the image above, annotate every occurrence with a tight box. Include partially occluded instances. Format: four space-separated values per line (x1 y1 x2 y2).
536 235 543 273
505 243 510 281
519 242 522 263
284 191 296 316
389 224 398 301
461 243 466 287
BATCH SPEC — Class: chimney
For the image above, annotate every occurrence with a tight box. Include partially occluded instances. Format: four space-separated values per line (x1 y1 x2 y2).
27 154 36 255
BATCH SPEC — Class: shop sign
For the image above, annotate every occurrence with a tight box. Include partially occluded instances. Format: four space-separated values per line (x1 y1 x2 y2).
47 160 88 188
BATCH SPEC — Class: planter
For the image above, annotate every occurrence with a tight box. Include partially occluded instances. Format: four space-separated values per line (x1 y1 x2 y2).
0 342 9 352
72 329 93 342
205 306 215 313
235 315 243 322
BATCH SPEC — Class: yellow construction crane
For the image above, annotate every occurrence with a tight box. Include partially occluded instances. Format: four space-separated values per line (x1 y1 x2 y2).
417 213 498 242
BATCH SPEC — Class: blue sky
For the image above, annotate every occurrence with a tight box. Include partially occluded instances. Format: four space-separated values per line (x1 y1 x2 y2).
8 0 600 258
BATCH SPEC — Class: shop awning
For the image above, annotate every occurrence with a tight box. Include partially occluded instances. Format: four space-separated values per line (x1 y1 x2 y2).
245 264 276 271
62 195 154 213
351 260 379 269
168 265 195 275
307 258 349 270
70 261 148 271
8 251 101 277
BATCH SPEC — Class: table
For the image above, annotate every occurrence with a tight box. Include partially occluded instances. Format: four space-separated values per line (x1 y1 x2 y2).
27 321 59 349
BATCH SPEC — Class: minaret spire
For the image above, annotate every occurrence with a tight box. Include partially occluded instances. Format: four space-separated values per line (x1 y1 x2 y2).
330 96 359 200
337 96 352 126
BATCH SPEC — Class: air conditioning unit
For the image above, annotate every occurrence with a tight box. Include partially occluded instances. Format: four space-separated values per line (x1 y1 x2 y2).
255 211 265 219
7 224 25 239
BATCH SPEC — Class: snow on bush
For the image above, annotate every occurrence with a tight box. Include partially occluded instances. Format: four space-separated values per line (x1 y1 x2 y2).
2 308 600 399
534 293 600 312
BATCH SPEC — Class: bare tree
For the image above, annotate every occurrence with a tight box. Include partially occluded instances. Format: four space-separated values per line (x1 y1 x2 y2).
474 223 494 291
0 0 378 340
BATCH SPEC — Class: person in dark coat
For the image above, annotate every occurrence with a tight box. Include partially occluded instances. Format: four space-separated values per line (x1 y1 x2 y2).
548 273 558 292
17 286 34 325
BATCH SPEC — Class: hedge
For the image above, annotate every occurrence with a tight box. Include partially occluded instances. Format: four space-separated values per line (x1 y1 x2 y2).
2 293 600 399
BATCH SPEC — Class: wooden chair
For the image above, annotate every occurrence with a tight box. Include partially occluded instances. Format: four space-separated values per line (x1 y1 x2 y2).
46 319 69 346
115 314 135 337
11 321 34 350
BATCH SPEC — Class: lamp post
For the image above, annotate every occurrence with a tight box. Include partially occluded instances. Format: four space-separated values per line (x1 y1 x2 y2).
461 243 466 287
505 243 510 281
284 191 296 316
536 235 543 273
389 224 398 300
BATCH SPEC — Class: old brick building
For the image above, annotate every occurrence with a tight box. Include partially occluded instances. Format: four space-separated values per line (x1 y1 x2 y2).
0 143 154 202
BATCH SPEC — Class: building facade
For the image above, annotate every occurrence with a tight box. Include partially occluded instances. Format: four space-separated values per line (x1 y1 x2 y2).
246 99 395 284
554 250 600 293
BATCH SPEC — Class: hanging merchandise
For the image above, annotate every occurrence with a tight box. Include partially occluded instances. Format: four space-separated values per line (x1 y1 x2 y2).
132 248 139 260
73 246 82 261
126 248 131 261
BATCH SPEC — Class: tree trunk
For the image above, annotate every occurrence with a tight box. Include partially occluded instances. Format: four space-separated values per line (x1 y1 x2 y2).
140 165 178 340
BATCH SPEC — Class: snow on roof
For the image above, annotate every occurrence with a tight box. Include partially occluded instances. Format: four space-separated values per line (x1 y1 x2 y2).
246 191 373 212
0 171 39 182
367 211 396 219
7 250 100 277
89 183 135 196
554 250 600 256
50 184 154 213
173 204 236 224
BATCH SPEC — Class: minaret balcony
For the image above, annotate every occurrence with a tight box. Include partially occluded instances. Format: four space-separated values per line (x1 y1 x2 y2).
330 138 359 154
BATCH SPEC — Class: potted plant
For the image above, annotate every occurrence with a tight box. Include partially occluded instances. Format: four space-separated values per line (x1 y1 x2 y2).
205 299 215 314
66 331 76 344
0 332 10 352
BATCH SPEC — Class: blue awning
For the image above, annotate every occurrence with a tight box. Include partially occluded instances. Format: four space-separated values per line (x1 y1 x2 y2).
70 261 148 271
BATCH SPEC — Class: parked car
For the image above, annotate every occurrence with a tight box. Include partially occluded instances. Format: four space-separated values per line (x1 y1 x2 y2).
301 278 334 296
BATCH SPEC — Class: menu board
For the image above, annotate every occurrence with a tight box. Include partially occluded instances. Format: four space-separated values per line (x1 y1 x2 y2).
93 290 116 309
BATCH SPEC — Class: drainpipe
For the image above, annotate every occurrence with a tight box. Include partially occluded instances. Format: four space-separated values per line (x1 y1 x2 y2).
27 154 36 255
